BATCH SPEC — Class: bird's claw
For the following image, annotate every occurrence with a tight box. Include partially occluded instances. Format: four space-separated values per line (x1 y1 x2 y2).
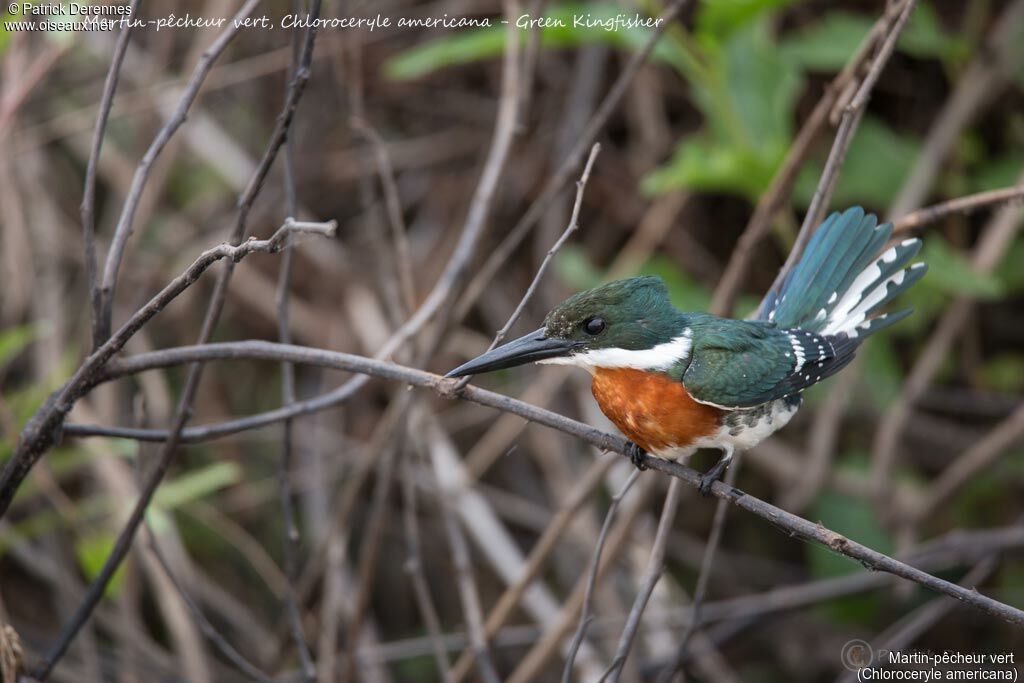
625 442 647 471
697 457 731 496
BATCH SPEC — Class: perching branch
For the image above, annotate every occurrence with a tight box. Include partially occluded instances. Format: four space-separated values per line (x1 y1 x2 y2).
63 339 1024 629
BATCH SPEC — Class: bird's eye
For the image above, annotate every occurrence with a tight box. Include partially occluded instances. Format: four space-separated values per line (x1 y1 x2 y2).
584 317 606 335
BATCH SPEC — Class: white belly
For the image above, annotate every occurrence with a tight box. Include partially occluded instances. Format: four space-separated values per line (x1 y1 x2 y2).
696 398 800 453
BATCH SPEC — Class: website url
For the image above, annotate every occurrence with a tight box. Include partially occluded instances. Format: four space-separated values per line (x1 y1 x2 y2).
3 16 141 30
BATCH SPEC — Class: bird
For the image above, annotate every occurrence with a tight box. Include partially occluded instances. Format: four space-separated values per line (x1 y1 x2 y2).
446 207 927 494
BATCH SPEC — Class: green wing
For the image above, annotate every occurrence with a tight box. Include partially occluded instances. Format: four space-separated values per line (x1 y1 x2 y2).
680 317 857 409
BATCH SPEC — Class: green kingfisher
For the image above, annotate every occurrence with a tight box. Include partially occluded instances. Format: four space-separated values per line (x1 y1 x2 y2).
446 207 927 494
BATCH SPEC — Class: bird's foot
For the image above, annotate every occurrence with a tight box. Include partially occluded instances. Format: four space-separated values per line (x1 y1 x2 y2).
698 457 730 496
625 441 647 471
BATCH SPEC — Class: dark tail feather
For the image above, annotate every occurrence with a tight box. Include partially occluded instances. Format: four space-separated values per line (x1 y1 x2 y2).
758 207 926 340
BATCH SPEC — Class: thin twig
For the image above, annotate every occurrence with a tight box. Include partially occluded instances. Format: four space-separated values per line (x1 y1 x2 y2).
769 0 918 299
342 394 408 683
276 5 316 677
144 527 274 683
0 219 336 520
833 556 1000 683
562 469 640 683
601 479 683 683
450 452 619 682
341 524 1024 668
889 0 1024 218
72 339 1024 629
352 117 417 313
96 0 260 343
60 3 683 448
423 424 502 683
708 0 893 315
454 142 601 391
910 402 1024 524
26 222 335 681
454 0 690 320
660 457 742 682
81 0 140 350
871 170 1024 502
195 0 527 436
893 185 1024 232
400 439 454 682
24 6 326 675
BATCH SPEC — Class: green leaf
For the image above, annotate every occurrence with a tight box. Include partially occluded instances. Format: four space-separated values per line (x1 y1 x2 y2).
76 533 127 598
979 354 1024 393
695 0 796 41
154 461 243 511
719 20 802 147
918 238 1003 300
0 324 35 369
779 13 872 71
995 238 1024 294
648 20 801 198
642 134 779 197
780 3 964 72
554 245 603 291
794 117 921 208
386 25 505 80
0 4 18 55
899 1 968 64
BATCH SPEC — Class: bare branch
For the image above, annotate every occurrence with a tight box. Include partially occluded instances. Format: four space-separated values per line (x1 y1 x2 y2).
454 142 601 391
144 527 274 683
893 185 1024 232
660 458 742 681
601 477 681 683
871 170 1024 502
422 416 502 683
708 0 897 315
96 0 260 343
563 469 640 683
81 0 140 349
400 441 454 682
63 339 1024 628
275 8 316 677
0 219 336 521
768 0 917 300
909 402 1024 524
454 0 690 319
22 221 335 680
450 452 619 682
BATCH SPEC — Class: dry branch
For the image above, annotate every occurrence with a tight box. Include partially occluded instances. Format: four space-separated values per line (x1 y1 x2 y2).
96 0 261 344
63 339 1024 628
893 185 1024 232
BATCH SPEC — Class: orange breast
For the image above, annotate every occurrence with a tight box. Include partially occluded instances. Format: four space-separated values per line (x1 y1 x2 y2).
591 367 722 454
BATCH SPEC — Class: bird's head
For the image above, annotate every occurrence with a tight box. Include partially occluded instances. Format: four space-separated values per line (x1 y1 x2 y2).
445 276 689 378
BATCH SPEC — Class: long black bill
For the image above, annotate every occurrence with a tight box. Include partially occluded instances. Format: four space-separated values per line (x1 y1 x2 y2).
445 327 578 378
